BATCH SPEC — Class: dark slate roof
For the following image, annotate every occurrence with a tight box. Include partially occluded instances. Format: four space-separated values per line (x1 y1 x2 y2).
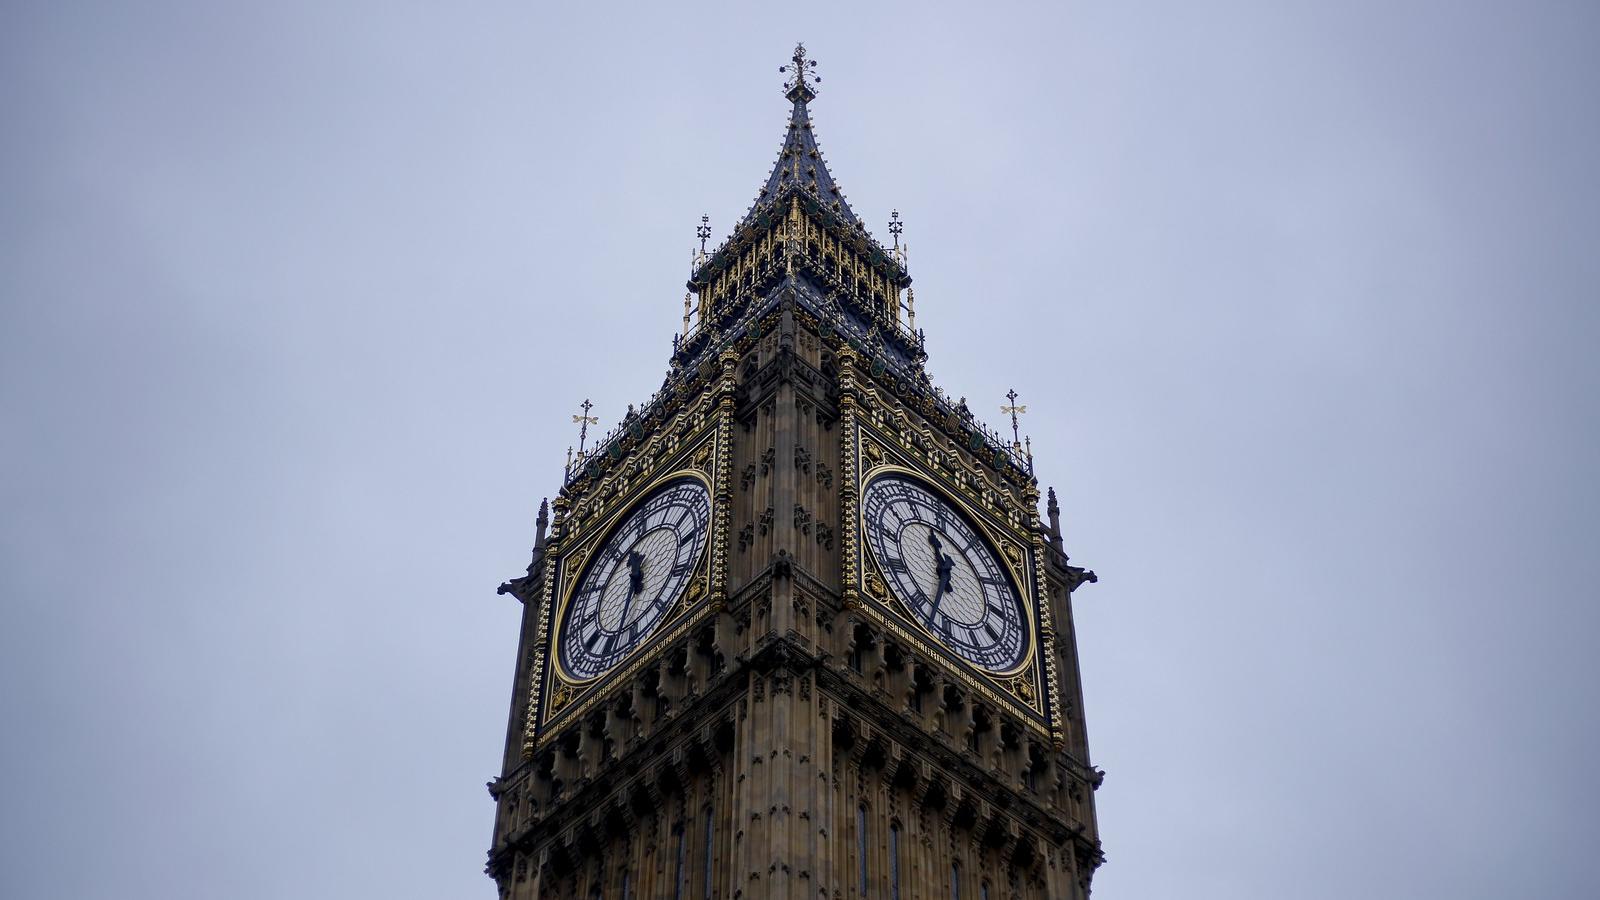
744 92 862 229
688 49 908 290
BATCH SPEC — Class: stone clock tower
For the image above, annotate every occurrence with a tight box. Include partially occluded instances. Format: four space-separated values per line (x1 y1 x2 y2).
488 46 1104 900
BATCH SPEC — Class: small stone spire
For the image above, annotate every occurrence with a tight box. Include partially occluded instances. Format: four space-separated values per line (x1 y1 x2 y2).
1046 487 1064 553
534 498 550 551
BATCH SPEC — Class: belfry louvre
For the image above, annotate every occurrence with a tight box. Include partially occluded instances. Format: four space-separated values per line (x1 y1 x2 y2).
488 45 1104 900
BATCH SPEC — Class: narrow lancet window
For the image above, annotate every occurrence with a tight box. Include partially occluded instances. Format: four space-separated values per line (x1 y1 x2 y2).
857 806 869 894
674 825 686 900
704 810 715 899
889 822 901 900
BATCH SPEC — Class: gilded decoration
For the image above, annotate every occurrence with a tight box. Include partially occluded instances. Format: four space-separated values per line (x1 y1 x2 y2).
548 682 575 714
1001 539 1024 569
837 347 862 610
546 466 712 682
847 436 1051 729
527 410 724 749
1012 675 1035 703
864 566 889 601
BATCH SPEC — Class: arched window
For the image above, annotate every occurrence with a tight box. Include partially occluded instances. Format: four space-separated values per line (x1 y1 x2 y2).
950 862 961 899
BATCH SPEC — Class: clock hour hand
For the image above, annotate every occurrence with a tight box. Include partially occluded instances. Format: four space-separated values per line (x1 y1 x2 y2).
615 549 647 627
627 550 646 596
927 532 955 604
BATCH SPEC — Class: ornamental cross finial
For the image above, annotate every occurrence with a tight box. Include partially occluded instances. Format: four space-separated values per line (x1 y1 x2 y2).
696 214 711 252
780 42 820 101
572 398 598 458
1001 389 1028 450
888 209 903 249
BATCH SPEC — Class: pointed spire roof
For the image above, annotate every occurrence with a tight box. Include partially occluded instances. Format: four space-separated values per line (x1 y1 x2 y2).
745 43 862 228
691 43 904 290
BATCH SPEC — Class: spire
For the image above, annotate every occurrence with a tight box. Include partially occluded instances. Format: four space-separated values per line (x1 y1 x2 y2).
780 42 819 103
534 498 550 551
1046 487 1064 553
750 43 861 228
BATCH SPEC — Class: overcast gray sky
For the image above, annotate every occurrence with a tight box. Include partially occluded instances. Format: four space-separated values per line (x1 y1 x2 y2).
3 2 1598 898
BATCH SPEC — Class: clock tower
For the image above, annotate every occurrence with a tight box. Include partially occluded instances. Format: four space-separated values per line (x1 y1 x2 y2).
488 46 1104 899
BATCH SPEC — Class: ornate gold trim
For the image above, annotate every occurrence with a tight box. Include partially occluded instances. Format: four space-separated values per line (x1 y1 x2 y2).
708 349 738 610
857 462 1036 653
1032 529 1066 751
850 564 1050 735
534 598 718 749
838 347 862 609
520 495 567 758
546 467 714 687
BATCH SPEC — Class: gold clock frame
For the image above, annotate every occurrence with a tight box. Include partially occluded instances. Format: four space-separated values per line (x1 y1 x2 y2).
547 467 714 687
857 464 1038 679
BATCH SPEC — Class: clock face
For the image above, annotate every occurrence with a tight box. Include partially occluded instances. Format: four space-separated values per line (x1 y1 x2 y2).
861 474 1029 672
556 477 712 681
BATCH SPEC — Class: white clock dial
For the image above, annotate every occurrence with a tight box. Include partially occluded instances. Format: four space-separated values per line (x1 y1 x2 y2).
557 478 711 681
861 474 1029 672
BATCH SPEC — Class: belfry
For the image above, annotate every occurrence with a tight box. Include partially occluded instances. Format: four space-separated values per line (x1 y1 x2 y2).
488 45 1104 899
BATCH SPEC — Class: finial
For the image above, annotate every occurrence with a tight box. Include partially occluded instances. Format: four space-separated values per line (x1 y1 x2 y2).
696 214 711 253
907 286 917 331
564 445 574 478
780 42 820 102
1002 389 1027 451
888 209 903 250
572 399 598 460
1046 484 1062 549
534 498 550 550
682 292 692 335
